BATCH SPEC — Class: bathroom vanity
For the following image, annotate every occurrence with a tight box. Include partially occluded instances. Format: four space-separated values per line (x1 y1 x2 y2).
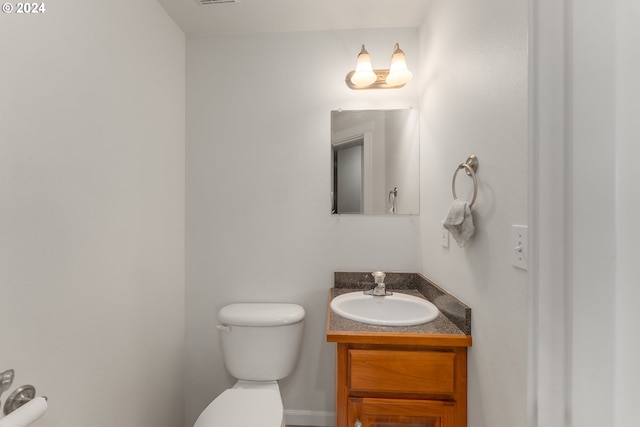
326 273 472 427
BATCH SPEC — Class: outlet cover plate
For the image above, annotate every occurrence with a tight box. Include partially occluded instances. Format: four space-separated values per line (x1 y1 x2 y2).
441 225 449 248
512 225 528 270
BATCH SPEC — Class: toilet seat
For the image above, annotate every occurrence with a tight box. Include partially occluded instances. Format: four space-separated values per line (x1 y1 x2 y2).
193 388 283 427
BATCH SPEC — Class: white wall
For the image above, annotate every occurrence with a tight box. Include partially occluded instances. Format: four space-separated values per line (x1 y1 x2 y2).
186 29 419 426
0 1 185 426
522 1 640 426
614 1 640 425
569 1 640 426
568 1 616 425
529 0 569 425
418 1 529 426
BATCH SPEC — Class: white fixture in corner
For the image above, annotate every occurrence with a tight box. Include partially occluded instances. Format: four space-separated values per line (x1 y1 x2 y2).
511 225 528 270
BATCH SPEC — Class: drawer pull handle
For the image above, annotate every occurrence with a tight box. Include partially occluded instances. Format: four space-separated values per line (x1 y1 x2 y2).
354 419 363 427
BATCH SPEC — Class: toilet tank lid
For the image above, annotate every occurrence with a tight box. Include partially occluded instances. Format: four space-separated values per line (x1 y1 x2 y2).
218 303 305 326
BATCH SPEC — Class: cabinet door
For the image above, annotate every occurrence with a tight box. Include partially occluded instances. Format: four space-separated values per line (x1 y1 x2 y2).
348 397 456 427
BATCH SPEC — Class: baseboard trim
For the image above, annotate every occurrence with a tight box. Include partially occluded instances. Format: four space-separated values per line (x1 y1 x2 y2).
284 409 335 426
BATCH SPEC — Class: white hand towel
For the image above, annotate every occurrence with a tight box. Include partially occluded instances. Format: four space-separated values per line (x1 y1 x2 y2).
443 199 475 247
0 397 47 427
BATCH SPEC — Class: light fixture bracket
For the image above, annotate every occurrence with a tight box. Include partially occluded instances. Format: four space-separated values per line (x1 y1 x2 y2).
345 69 406 90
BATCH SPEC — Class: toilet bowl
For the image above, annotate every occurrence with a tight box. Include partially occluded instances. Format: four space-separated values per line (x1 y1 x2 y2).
194 381 284 427
193 303 305 427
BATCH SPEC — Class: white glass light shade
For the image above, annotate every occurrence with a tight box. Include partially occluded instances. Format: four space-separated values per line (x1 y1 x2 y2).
386 43 413 86
350 45 377 87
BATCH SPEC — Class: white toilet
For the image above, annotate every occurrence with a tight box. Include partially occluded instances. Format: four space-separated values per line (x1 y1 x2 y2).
194 302 305 427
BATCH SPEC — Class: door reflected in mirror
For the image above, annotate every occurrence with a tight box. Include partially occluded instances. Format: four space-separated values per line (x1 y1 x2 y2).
331 109 419 215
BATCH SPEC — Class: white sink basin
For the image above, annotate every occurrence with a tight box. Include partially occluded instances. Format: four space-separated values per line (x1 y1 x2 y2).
330 291 440 326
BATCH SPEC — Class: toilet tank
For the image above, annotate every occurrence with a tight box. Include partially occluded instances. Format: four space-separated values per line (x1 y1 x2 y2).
217 303 305 381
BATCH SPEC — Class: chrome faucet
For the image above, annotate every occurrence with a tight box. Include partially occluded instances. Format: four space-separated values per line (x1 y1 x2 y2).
364 271 393 296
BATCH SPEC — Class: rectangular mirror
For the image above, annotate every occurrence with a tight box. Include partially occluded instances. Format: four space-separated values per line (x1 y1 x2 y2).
331 109 420 215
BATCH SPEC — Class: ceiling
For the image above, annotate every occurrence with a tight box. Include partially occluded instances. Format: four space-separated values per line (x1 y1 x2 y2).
156 0 430 36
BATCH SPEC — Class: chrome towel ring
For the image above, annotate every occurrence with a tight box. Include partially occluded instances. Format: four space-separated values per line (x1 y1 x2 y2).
452 155 479 207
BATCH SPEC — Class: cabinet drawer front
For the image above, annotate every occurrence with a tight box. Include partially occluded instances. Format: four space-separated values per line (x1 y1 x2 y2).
349 398 456 427
349 349 455 394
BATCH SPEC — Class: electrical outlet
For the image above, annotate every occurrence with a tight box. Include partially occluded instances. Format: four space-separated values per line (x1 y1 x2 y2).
441 226 450 248
511 225 528 270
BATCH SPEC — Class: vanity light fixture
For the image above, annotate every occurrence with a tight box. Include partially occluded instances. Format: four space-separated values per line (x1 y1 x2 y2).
346 43 413 90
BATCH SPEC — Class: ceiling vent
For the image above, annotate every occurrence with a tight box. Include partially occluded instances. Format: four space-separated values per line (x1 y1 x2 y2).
195 0 238 5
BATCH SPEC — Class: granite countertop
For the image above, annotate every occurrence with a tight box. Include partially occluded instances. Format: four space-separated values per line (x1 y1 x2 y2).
326 272 472 347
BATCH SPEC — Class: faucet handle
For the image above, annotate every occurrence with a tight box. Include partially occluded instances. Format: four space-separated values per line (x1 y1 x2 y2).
372 271 386 283
368 272 392 296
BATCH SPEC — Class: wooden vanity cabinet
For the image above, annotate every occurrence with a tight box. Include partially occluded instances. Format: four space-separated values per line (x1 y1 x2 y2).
336 343 468 427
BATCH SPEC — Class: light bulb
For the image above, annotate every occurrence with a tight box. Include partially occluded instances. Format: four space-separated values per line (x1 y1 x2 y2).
386 43 413 86
350 44 377 87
